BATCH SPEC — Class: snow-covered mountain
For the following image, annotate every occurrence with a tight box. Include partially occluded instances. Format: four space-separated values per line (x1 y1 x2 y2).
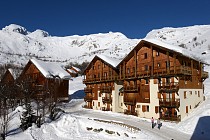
145 25 210 64
0 24 139 66
1 24 210 68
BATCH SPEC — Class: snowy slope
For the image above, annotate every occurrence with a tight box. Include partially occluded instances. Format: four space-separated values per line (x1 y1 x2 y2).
145 25 210 64
0 24 139 66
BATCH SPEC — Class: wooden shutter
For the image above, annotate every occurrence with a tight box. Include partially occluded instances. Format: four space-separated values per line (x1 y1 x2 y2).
186 106 188 113
184 91 187 99
142 105 146 112
155 106 159 113
158 93 161 99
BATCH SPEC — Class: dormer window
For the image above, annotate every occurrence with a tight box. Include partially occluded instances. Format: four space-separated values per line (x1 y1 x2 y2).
144 53 147 59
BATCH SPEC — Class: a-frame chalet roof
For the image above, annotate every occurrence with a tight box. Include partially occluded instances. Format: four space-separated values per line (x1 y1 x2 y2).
21 59 71 80
117 39 207 67
1 68 15 83
85 54 122 71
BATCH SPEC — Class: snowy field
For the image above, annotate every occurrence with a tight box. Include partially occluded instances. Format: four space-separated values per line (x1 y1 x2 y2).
3 75 210 140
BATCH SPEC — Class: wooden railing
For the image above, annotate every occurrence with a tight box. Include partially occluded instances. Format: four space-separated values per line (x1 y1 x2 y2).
158 82 179 92
102 97 112 103
201 71 209 79
84 95 93 102
159 98 180 108
100 86 112 93
124 85 139 92
83 76 119 83
124 97 136 105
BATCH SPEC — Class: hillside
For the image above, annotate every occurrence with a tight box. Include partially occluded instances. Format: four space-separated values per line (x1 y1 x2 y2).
0 24 139 66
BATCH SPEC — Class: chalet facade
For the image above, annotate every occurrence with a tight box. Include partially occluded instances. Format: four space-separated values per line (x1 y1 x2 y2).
18 59 71 102
83 39 208 121
83 55 124 112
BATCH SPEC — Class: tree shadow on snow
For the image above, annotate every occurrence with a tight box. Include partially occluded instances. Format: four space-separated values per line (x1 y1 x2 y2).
70 90 85 100
190 116 210 140
6 127 22 136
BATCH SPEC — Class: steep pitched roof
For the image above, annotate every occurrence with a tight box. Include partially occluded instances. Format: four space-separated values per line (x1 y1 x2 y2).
30 59 71 80
84 54 122 72
143 39 207 64
117 39 207 67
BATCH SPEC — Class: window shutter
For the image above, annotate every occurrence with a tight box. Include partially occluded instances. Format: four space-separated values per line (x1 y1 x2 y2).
154 79 158 84
155 106 159 113
186 106 188 113
142 105 146 112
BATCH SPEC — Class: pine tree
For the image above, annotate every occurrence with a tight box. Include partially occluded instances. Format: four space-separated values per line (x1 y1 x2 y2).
20 103 35 130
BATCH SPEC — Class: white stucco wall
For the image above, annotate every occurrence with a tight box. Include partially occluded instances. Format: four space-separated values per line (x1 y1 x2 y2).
112 83 124 112
136 79 160 119
179 88 203 120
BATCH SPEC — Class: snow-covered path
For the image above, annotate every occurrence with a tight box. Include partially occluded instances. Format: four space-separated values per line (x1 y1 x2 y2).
65 100 191 140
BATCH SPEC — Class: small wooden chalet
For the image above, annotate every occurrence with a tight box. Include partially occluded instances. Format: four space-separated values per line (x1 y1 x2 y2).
0 69 18 108
83 39 209 122
18 59 71 102
83 55 123 112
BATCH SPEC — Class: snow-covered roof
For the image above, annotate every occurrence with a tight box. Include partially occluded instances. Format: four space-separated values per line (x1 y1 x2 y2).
96 54 121 68
67 69 77 74
71 66 81 72
142 39 207 64
31 59 71 80
8 68 17 80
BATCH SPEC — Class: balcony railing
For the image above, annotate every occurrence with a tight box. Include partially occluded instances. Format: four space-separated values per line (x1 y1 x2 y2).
158 82 179 92
159 98 180 108
201 71 209 79
83 76 119 83
84 87 92 93
100 86 112 93
84 95 93 102
124 97 136 105
124 109 137 116
102 97 112 103
124 85 139 93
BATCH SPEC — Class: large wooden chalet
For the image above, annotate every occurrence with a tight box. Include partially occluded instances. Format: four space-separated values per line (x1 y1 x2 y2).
83 39 209 121
17 59 71 102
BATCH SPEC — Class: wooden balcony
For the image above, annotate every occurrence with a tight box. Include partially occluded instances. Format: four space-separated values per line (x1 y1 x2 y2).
124 97 136 105
84 87 92 93
124 109 137 116
83 76 119 84
159 98 180 108
201 71 209 79
102 97 112 103
124 85 139 93
158 82 179 92
84 95 93 102
100 86 112 93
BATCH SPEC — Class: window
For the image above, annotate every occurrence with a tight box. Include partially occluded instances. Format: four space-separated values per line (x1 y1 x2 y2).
121 103 123 106
142 105 149 112
145 65 148 71
195 91 197 95
93 65 95 70
93 102 94 106
157 63 161 68
190 91 192 95
98 102 100 107
98 73 100 78
104 72 107 78
137 105 140 108
145 79 149 84
103 63 106 68
156 51 160 56
127 68 130 74
144 53 147 59
198 91 200 97
98 65 100 69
